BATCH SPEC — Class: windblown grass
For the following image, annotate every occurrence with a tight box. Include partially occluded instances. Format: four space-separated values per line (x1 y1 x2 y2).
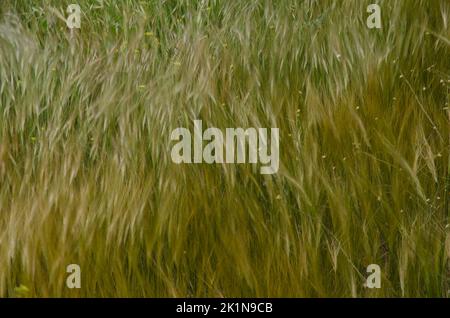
0 0 449 297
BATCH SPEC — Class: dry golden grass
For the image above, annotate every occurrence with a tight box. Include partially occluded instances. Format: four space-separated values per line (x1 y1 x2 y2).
0 0 449 297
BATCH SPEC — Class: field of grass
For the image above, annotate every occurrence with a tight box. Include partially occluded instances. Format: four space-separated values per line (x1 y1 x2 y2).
0 0 449 297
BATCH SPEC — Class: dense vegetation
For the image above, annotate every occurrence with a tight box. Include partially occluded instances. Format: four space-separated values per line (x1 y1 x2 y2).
0 0 449 297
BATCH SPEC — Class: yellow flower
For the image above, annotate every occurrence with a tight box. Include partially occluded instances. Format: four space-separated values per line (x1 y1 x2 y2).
14 284 30 297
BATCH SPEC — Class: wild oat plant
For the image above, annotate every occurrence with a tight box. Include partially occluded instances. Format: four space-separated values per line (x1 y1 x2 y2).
0 0 449 297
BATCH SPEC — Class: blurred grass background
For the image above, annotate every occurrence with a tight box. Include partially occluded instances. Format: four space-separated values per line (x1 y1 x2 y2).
0 0 449 297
